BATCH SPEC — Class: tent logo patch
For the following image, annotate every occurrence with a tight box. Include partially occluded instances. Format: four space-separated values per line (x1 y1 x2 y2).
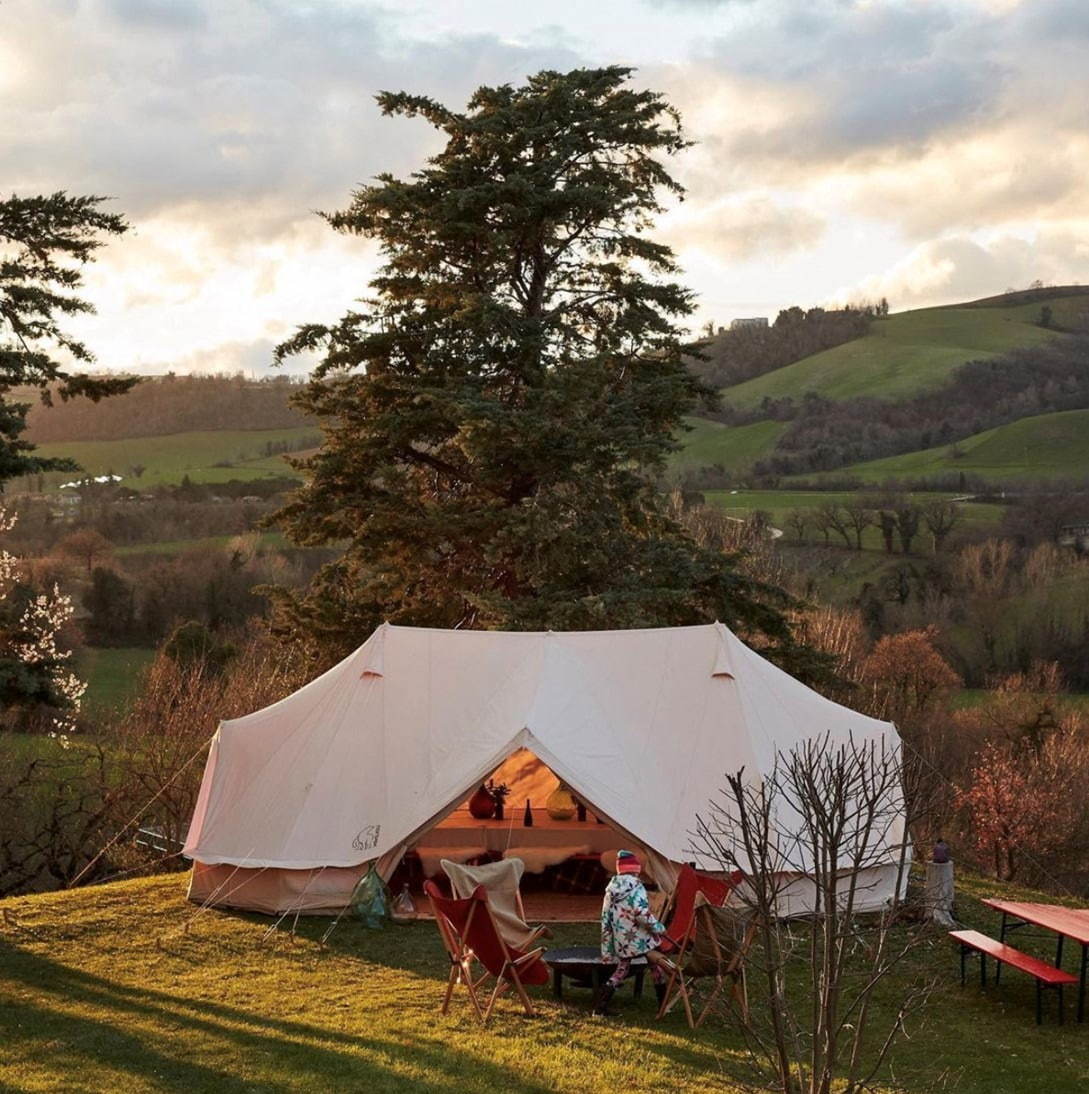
353 825 380 851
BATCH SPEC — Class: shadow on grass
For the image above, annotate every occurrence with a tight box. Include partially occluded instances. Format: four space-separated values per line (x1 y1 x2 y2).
0 939 562 1093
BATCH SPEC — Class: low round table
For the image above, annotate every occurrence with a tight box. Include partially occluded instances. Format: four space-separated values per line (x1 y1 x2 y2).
544 946 646 1007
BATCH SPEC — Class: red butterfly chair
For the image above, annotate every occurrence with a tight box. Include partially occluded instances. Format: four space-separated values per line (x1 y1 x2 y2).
424 880 550 1023
655 865 745 1024
658 864 743 956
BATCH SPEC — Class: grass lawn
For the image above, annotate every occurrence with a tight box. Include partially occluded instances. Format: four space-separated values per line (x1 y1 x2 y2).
0 732 88 765
114 531 288 558
19 428 316 492
670 418 787 473
2 873 1088 1092
952 688 1089 712
719 297 1075 408
703 489 1004 541
77 648 157 715
837 409 1089 484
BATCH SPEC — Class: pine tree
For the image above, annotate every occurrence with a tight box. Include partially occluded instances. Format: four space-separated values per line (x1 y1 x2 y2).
271 67 800 663
0 192 137 484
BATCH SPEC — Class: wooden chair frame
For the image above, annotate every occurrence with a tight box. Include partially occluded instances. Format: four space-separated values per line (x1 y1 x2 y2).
657 896 756 1028
425 883 547 1023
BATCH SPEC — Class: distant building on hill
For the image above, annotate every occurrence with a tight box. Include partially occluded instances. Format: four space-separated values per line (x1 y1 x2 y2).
730 317 769 330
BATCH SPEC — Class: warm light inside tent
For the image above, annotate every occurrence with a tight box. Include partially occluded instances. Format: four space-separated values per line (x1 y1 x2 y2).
389 749 645 921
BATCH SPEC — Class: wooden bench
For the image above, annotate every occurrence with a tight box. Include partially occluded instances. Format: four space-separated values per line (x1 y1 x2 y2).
951 929 1078 1024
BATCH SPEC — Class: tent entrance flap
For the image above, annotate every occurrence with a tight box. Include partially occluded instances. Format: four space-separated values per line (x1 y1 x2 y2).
400 747 656 888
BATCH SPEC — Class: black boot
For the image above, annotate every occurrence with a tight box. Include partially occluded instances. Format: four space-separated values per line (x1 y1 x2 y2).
593 983 619 1017
654 981 668 1012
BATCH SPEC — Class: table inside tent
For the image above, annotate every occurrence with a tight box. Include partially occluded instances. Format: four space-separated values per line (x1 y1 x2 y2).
412 809 625 877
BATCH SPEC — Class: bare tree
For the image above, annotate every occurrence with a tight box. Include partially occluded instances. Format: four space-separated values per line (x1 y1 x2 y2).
809 507 833 547
56 528 114 574
922 500 959 553
819 504 853 549
0 746 122 896
785 510 809 545
894 504 921 555
843 501 874 551
692 735 931 1094
956 539 1017 672
876 510 896 554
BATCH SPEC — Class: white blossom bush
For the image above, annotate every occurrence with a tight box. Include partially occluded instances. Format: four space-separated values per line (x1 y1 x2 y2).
0 507 86 732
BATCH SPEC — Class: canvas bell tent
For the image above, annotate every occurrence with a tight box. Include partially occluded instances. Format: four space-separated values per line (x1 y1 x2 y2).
183 623 907 915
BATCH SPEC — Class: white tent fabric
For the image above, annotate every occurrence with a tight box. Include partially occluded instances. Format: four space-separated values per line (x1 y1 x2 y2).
184 623 906 914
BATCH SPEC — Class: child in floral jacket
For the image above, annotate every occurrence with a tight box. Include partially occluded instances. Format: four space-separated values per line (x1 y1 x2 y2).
596 849 669 1015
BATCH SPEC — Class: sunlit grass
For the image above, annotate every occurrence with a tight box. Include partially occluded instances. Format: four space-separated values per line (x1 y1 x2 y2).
2 873 1089 1091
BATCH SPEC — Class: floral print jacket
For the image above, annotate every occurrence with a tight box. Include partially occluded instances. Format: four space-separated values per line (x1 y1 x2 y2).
601 873 665 959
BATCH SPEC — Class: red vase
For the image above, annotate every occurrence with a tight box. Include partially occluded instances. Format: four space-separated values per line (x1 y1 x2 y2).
468 784 496 819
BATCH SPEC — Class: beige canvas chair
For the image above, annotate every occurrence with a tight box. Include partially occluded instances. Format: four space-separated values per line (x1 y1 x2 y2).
441 857 549 950
424 881 550 1022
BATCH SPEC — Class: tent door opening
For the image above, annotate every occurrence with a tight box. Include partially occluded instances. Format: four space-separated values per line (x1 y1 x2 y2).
388 747 651 922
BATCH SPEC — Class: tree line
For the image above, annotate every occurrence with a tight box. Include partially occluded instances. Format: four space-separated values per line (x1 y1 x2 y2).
685 302 879 392
23 373 311 444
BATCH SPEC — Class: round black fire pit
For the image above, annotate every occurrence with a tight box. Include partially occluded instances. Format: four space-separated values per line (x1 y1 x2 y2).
544 946 646 1006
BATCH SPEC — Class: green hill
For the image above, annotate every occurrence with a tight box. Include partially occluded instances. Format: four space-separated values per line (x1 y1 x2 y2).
670 417 787 473
13 428 316 492
719 291 1087 408
838 409 1089 483
3 872 1089 1091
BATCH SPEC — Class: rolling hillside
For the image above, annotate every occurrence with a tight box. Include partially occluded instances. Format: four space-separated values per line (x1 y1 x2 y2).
720 295 1080 408
7 289 1085 493
669 287 1089 486
669 417 787 473
838 408 1089 483
15 427 316 492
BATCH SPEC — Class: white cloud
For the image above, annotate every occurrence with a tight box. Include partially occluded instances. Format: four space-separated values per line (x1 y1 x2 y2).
3 0 1089 368
1 0 580 373
664 196 825 261
840 230 1089 310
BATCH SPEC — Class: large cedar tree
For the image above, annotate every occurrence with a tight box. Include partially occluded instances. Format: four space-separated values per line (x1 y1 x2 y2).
271 68 801 663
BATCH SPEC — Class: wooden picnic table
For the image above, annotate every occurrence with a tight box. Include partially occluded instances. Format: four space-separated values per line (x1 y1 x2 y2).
982 898 1089 1022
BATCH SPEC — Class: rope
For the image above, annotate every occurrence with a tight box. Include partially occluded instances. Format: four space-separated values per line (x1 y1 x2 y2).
319 865 372 948
259 866 327 946
67 735 213 890
169 860 268 941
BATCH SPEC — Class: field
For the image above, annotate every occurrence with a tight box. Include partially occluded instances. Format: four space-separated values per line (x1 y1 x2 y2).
77 648 158 714
837 408 1089 483
1 872 1088 1092
113 531 288 558
670 418 786 472
704 489 1004 535
719 297 1077 408
17 428 317 492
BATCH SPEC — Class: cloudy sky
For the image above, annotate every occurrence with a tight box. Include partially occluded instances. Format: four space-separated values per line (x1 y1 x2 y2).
3 0 1088 375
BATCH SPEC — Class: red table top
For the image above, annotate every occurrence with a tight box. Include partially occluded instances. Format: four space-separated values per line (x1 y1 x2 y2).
982 898 1089 946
